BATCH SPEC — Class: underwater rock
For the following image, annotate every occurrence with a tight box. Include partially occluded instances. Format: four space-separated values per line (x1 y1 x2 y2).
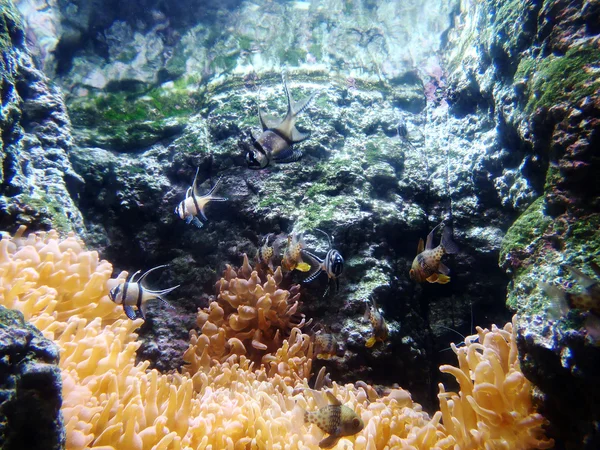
0 306 64 450
0 2 84 234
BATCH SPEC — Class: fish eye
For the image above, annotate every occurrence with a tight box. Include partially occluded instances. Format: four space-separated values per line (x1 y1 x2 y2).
352 417 361 429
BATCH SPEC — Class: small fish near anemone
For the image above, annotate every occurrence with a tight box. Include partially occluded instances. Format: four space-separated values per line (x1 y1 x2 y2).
109 265 180 320
281 232 312 273
302 229 344 296
541 262 600 341
313 331 343 360
244 73 317 169
409 222 459 284
255 233 278 273
175 168 227 228
363 296 389 348
303 390 364 449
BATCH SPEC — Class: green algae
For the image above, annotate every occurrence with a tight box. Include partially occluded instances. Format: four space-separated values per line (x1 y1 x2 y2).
522 45 600 111
18 193 72 233
499 196 551 263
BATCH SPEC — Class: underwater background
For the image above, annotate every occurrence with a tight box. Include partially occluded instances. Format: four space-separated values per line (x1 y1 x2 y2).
0 0 598 448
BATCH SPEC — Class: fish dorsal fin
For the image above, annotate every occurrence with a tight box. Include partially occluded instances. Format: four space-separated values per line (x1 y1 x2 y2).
426 222 444 250
137 264 169 287
259 108 282 130
185 187 192 199
566 266 595 289
417 238 425 254
292 91 317 119
325 391 342 406
191 167 200 195
128 270 142 283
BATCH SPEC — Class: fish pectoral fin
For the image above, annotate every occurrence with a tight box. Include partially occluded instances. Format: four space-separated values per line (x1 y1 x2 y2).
318 434 341 449
438 261 450 275
123 305 138 320
290 126 310 143
296 262 312 272
365 337 376 348
191 216 204 228
426 273 439 283
273 147 303 164
436 274 451 284
325 391 342 406
417 238 425 254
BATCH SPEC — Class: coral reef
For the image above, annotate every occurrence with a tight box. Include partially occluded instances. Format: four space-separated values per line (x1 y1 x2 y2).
0 227 553 449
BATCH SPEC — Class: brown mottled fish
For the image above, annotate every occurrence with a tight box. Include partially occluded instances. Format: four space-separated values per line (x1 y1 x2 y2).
282 232 311 272
304 391 364 448
409 222 458 284
245 74 317 169
542 262 600 317
313 331 342 360
363 297 389 348
256 233 277 273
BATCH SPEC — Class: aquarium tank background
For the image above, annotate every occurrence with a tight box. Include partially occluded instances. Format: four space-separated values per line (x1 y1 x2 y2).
0 0 598 448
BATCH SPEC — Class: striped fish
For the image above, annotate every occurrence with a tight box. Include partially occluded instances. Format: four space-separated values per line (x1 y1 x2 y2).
302 229 344 296
175 168 227 228
109 265 179 320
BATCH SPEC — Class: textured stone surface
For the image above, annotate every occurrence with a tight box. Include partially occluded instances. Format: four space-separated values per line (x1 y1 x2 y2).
446 0 600 448
1 0 84 234
0 306 64 450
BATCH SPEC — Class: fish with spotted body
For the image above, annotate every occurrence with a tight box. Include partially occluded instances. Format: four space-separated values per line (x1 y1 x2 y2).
409 222 458 284
313 331 343 360
109 265 179 320
245 74 317 169
303 391 364 448
363 296 389 348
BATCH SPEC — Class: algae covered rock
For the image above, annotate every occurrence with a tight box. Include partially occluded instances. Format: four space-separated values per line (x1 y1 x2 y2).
0 306 64 450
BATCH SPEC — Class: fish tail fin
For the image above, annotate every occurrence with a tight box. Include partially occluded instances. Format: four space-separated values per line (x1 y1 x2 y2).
437 274 451 284
203 175 225 199
365 336 376 348
153 285 180 307
539 282 570 318
441 226 459 254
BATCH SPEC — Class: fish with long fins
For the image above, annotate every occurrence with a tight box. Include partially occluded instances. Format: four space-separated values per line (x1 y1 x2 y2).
245 73 317 169
409 222 459 284
303 391 364 448
175 168 227 228
109 265 179 320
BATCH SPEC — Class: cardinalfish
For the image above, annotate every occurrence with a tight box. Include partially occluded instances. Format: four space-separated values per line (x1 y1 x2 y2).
281 232 311 272
175 168 227 228
540 262 600 317
256 233 278 273
109 265 179 320
313 331 343 360
302 229 344 296
303 391 364 449
364 297 389 348
409 222 458 284
245 73 317 169
541 262 600 341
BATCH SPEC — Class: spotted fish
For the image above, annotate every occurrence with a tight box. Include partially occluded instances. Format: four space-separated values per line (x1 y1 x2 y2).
364 297 389 348
409 222 458 284
313 332 342 360
282 232 311 272
304 391 364 449
109 265 179 320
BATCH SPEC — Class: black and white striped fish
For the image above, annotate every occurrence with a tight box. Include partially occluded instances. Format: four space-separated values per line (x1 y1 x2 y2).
302 229 344 296
109 265 179 320
175 168 227 228
245 73 317 169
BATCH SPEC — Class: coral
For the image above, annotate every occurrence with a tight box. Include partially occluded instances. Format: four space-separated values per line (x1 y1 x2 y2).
0 227 553 449
438 319 554 450
183 254 311 382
